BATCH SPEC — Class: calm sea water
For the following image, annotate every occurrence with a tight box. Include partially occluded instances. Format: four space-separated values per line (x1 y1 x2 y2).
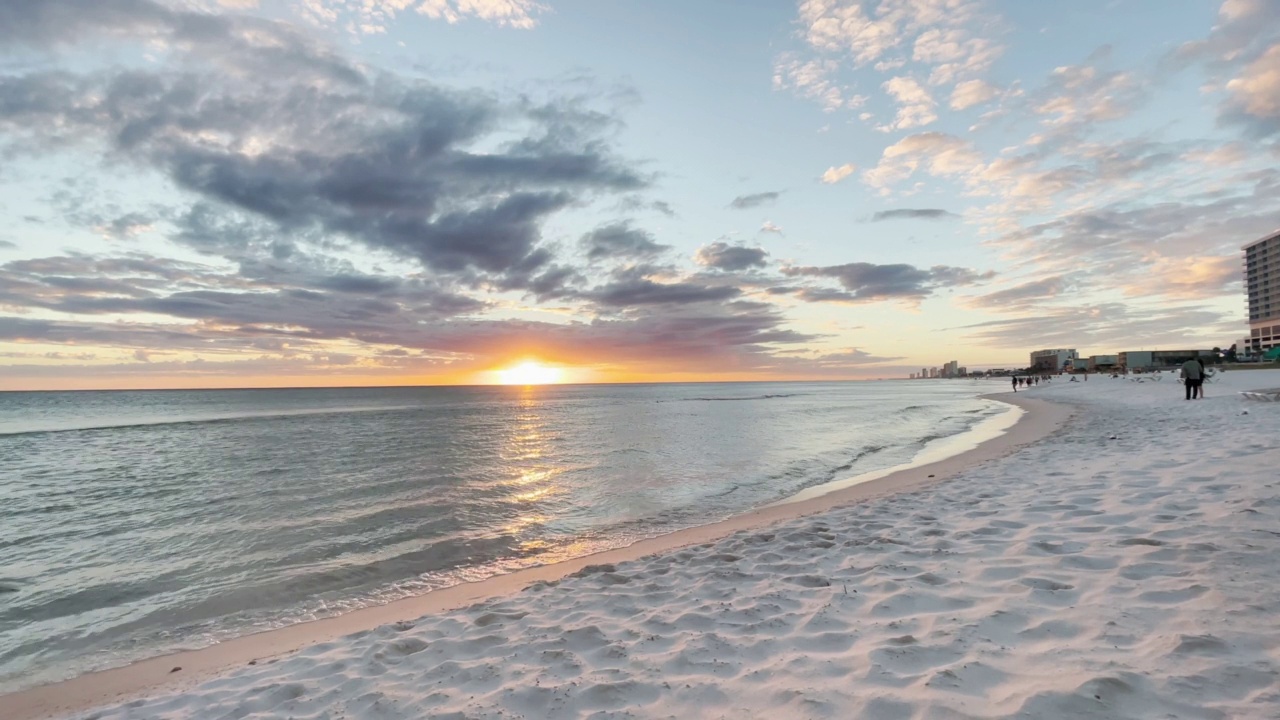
0 380 1008 691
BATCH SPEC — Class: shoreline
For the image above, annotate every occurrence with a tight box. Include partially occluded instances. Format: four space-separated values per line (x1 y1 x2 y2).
4 393 1071 720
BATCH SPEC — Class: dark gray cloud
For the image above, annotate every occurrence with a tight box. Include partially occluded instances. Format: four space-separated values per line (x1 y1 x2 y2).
581 222 670 261
782 262 994 303
587 277 741 307
870 208 958 221
0 0 170 48
0 0 364 84
695 242 769 271
0 253 489 340
0 1 645 288
729 191 781 209
963 276 1069 311
793 287 861 304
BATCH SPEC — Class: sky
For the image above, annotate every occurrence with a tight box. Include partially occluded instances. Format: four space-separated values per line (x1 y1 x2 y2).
1 0 1278 389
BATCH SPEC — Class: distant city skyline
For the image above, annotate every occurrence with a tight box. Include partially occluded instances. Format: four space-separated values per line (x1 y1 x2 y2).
1 1 1279 389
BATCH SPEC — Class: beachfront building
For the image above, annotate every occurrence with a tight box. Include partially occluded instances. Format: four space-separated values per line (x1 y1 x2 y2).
1086 355 1119 372
1118 349 1212 370
1029 348 1078 372
1245 230 1280 352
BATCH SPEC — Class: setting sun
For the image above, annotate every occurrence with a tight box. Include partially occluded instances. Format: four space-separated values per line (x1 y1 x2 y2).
496 361 565 385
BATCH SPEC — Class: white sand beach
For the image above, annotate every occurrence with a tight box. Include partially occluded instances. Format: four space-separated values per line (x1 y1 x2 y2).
10 369 1280 719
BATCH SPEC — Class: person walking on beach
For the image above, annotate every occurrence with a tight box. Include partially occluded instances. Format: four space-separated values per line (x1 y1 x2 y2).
1180 357 1203 400
1012 376 1018 392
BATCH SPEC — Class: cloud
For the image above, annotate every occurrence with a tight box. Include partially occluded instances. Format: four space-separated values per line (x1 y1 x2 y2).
0 1 644 290
954 302 1236 350
784 0 1002 120
870 208 957 221
1223 43 1280 136
290 0 547 34
960 276 1069 312
729 191 781 209
586 277 742 307
0 240 15 249
95 212 154 240
950 78 999 110
821 163 856 184
881 76 937 129
808 347 905 366
694 242 769 271
760 220 784 234
415 0 546 29
580 222 670 261
862 132 982 189
782 262 994 303
913 28 1003 85
773 53 857 112
1034 62 1147 125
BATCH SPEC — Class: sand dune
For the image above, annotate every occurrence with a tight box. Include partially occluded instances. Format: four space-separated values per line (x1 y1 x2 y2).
21 370 1280 718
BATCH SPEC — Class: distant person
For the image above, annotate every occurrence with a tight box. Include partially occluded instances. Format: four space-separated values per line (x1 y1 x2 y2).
1194 358 1207 399
1012 376 1018 392
1180 357 1203 400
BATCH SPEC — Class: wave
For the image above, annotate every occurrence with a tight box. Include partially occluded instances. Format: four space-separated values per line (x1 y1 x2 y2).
661 393 806 403
0 404 421 438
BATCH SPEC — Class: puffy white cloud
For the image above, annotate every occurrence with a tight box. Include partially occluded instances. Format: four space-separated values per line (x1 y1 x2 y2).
782 0 1003 123
295 0 545 33
862 132 981 188
821 163 857 184
1226 43 1280 119
772 53 848 111
1033 64 1146 125
797 0 900 65
416 0 545 29
949 78 998 110
881 75 937 129
913 29 1002 85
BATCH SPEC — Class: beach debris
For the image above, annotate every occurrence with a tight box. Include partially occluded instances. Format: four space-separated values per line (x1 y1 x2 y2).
170 666 182 673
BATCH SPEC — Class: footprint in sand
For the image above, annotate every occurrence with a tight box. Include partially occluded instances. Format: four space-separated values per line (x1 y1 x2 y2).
1137 585 1209 604
1020 577 1075 591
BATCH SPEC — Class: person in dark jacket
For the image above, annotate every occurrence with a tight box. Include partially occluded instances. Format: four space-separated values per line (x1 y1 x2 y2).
1180 358 1203 400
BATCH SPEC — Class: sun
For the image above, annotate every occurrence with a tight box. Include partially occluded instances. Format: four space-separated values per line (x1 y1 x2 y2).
496 360 565 385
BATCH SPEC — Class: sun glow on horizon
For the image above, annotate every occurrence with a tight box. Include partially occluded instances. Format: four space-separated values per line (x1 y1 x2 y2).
495 360 565 385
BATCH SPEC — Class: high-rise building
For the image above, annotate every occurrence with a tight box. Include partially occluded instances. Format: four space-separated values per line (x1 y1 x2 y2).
1245 230 1280 352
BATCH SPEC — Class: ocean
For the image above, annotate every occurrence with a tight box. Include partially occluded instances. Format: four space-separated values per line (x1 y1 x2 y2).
0 380 1011 691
